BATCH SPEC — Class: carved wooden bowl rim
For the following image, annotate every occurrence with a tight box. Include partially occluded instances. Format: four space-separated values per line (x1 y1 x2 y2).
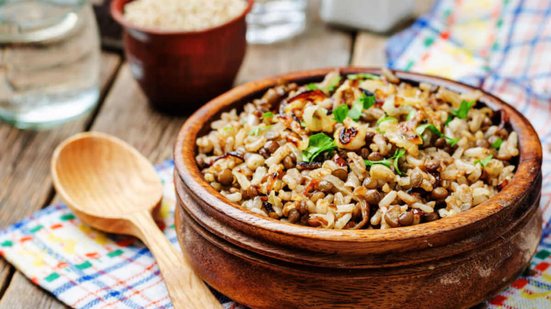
174 67 542 244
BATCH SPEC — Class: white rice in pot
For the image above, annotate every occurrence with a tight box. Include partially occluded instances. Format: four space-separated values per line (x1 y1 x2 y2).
124 0 247 31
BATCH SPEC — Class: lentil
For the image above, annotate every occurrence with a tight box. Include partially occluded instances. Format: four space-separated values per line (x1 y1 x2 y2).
218 169 234 186
364 189 381 205
332 168 349 181
398 211 414 226
367 152 384 161
431 187 448 200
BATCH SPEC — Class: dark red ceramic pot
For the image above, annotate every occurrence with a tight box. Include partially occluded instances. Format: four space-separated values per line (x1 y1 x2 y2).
111 0 253 114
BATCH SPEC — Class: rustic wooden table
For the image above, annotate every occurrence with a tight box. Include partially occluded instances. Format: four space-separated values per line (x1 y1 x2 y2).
0 1 431 307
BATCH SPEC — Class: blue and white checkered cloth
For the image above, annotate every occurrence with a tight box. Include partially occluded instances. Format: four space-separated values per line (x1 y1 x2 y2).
386 0 551 307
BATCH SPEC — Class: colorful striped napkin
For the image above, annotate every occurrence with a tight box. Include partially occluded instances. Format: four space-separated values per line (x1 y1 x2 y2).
0 161 242 308
387 0 551 307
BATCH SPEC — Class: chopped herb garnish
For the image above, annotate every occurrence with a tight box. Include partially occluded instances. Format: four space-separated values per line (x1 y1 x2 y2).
491 137 503 149
347 73 380 80
347 100 364 121
325 75 342 93
309 76 342 93
262 111 274 119
376 115 398 126
364 148 406 175
475 155 493 167
333 105 349 123
305 83 318 90
364 158 392 168
445 136 460 147
445 100 475 126
359 90 376 109
249 125 271 136
406 110 417 121
333 91 375 123
392 149 406 175
416 123 441 137
452 100 475 119
302 133 336 163
416 123 458 146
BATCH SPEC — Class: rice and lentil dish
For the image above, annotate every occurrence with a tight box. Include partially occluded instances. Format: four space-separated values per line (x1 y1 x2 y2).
195 69 519 229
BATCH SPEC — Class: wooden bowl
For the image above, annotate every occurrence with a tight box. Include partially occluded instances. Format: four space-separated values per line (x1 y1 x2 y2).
111 0 253 114
173 68 543 308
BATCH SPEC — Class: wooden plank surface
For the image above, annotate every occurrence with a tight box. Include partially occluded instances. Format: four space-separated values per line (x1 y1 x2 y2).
0 52 122 309
351 0 434 67
0 1 353 307
237 0 352 83
0 52 121 226
86 0 353 163
0 272 66 309
0 262 10 299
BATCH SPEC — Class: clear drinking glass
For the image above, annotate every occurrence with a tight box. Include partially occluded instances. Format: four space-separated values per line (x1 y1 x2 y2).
0 0 100 129
246 0 307 44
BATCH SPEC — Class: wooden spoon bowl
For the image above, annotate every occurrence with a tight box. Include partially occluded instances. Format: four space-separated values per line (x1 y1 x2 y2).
51 132 221 309
173 68 543 308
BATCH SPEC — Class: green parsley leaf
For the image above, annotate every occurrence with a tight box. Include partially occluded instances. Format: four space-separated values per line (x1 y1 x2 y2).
347 73 380 80
339 91 376 122
445 100 475 126
406 110 417 121
392 149 406 176
452 100 475 119
249 125 271 136
474 155 493 167
416 123 458 146
364 149 406 175
444 114 453 126
359 90 376 109
333 105 349 123
391 148 406 159
333 91 375 123
262 111 274 119
416 123 442 137
364 158 392 168
376 116 398 126
325 75 342 93
348 100 364 121
305 83 318 90
302 133 336 163
491 137 503 149
445 136 460 147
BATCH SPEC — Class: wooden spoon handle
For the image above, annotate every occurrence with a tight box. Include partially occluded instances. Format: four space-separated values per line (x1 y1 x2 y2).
129 211 221 309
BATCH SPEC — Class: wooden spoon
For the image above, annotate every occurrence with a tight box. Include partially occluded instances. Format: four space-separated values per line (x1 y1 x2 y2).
51 132 221 309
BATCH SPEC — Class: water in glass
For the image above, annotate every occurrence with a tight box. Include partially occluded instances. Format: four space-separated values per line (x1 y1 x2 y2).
246 0 307 44
0 0 100 129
